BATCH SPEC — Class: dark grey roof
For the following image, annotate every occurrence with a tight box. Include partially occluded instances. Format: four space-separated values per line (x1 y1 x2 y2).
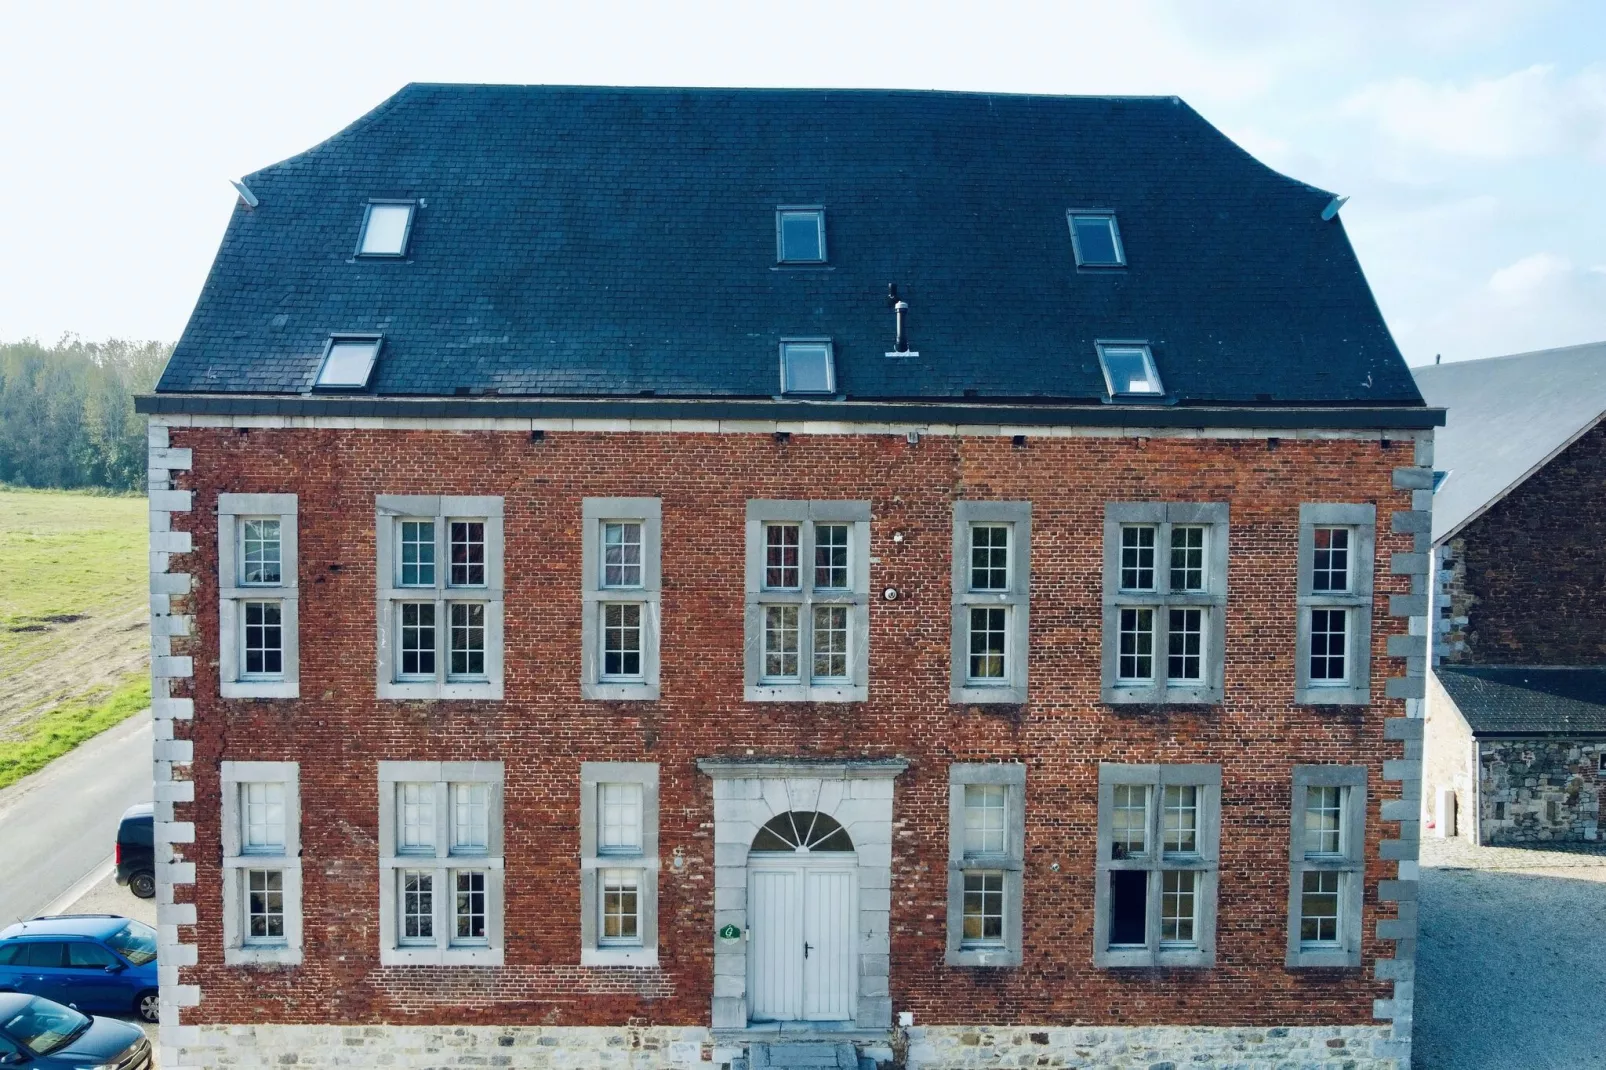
157 84 1426 413
1413 341 1606 543
1438 666 1606 736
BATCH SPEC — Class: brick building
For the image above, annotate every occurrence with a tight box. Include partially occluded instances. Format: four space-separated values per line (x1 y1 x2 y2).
1416 342 1606 844
138 85 1439 1070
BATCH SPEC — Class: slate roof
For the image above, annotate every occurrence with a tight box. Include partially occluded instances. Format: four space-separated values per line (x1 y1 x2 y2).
156 84 1426 414
1413 341 1606 543
1437 666 1606 736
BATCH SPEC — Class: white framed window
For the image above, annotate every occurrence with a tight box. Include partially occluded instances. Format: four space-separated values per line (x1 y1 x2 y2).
221 762 302 965
1067 210 1125 267
580 763 660 966
581 499 662 700
218 494 299 699
946 764 1024 967
378 762 504 966
776 206 827 263
950 502 1031 704
313 334 382 390
356 200 415 257
779 339 836 395
1296 504 1376 706
1102 503 1228 704
744 501 870 702
1286 766 1367 968
1095 763 1220 968
376 496 504 700
1096 343 1163 398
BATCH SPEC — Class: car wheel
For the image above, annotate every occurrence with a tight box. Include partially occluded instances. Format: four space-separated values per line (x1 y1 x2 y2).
130 870 156 899
137 989 159 1023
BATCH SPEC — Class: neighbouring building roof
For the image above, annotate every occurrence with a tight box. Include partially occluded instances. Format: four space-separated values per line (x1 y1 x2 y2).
154 83 1428 418
1413 341 1606 543
1438 666 1606 736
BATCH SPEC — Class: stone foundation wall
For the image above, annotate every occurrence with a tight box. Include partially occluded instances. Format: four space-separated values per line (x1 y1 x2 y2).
1479 738 1603 844
906 1025 1401 1070
175 1023 1402 1070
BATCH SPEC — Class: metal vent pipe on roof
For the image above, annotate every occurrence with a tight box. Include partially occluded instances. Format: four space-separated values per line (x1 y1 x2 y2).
888 283 910 353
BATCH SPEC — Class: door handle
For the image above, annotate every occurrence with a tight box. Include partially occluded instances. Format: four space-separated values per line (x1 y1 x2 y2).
804 942 813 958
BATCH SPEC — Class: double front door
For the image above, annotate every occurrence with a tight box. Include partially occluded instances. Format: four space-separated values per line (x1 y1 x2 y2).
747 856 857 1022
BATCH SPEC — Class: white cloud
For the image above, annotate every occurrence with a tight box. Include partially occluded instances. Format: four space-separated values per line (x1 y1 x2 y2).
1342 64 1606 159
1401 252 1606 363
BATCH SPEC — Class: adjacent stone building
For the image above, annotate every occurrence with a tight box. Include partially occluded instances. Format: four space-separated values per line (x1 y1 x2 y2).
139 85 1438 1070
1416 342 1606 844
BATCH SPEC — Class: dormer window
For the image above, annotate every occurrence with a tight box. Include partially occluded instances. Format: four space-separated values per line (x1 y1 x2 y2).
315 335 381 390
1069 212 1125 267
357 202 415 257
1098 343 1163 398
780 340 835 395
776 208 826 264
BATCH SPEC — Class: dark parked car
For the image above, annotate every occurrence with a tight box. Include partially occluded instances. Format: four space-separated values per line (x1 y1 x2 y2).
0 916 158 1024
0 992 149 1068
114 804 154 899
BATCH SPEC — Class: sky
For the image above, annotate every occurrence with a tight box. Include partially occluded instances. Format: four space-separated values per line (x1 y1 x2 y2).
1 0 1603 366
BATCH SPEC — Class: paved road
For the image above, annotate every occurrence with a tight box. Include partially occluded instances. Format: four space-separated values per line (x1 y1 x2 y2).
1416 838 1606 1069
0 710 152 926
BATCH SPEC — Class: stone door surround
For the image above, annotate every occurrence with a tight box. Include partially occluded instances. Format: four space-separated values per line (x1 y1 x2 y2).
699 759 907 1032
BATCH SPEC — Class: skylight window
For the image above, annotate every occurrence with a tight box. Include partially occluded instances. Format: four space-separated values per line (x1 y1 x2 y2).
776 208 827 263
1097 343 1163 398
357 202 415 257
780 340 835 394
1068 212 1125 267
315 336 381 390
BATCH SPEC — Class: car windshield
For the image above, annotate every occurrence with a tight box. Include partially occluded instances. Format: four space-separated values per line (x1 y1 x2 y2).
3 997 90 1055
104 920 158 966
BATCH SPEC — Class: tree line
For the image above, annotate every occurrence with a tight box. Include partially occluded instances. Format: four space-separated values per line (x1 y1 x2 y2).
0 337 172 492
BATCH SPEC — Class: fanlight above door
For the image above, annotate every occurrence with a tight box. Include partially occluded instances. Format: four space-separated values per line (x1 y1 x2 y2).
751 811 855 853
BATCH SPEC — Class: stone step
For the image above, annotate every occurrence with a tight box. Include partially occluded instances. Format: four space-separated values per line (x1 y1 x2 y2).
750 1041 859 1070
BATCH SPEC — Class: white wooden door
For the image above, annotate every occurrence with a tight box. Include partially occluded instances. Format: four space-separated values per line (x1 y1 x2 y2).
748 868 803 1022
802 868 856 1020
748 859 857 1022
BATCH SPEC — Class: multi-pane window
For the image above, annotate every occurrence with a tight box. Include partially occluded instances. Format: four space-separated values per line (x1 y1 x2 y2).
582 500 662 699
241 602 283 678
377 497 503 700
951 503 1031 704
1287 766 1366 967
1096 764 1220 968
241 519 282 585
1296 505 1375 706
815 524 849 590
601 870 640 944
947 764 1025 967
245 870 285 943
241 782 286 853
581 764 659 965
747 502 870 701
379 762 504 965
603 522 643 588
399 521 435 586
399 603 436 679
400 871 434 945
1103 504 1228 704
221 761 301 965
219 495 299 698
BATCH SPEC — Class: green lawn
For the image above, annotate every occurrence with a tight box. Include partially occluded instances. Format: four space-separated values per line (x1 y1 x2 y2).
0 487 149 775
0 487 148 647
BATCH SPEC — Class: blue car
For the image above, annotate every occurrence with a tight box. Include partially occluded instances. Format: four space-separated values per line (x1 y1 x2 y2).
0 916 158 1024
0 992 150 1068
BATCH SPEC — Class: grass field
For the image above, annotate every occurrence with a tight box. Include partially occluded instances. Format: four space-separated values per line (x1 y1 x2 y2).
0 487 149 770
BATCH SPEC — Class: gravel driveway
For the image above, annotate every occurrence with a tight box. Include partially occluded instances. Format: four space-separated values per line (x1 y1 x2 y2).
1415 838 1606 1069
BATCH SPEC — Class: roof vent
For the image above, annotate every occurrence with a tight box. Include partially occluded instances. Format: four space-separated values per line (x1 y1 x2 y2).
885 284 918 358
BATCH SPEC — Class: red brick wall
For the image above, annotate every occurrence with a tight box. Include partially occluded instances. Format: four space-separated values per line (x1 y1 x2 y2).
164 427 1414 1028
1441 420 1606 665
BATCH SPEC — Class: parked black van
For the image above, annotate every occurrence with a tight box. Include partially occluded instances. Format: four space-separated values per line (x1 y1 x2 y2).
113 803 154 899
